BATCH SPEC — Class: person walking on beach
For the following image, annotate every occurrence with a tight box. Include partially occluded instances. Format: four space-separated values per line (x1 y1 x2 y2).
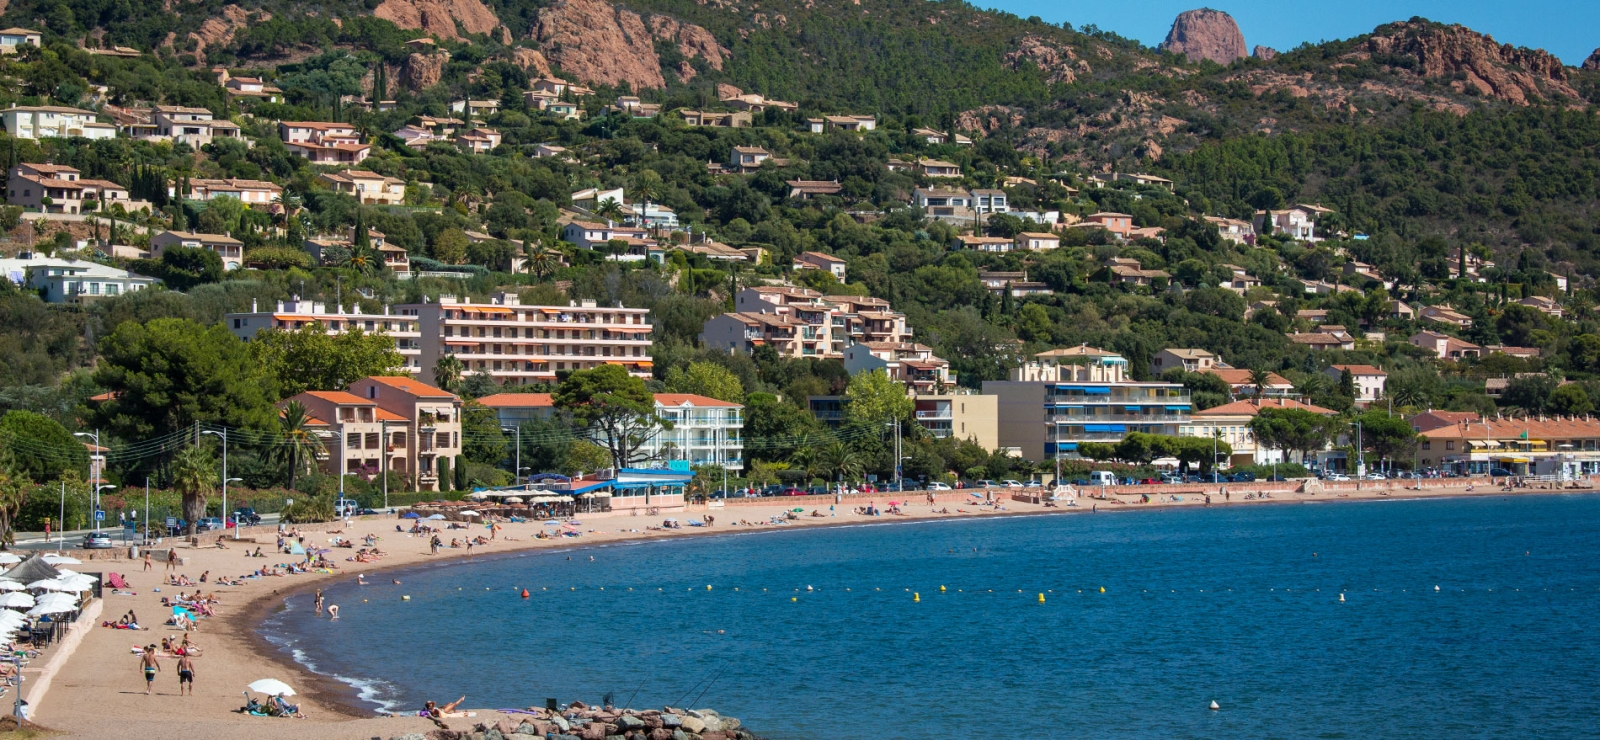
166 549 177 573
139 645 160 695
430 535 441 555
143 550 152 572
314 590 324 616
176 653 195 696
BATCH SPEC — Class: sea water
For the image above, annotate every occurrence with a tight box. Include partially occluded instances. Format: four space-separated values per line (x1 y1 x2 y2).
262 494 1600 738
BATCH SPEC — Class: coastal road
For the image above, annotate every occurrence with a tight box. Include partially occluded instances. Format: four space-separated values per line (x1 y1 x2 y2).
8 514 284 551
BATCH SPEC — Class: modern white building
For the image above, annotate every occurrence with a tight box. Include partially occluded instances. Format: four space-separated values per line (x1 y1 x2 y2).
2 105 116 140
982 348 1191 463
476 392 744 470
0 256 159 303
225 298 423 372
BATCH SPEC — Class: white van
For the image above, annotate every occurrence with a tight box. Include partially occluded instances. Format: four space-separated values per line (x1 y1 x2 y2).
334 498 358 518
1089 471 1118 486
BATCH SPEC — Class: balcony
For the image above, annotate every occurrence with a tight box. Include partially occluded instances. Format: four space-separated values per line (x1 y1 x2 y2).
915 410 952 420
1048 413 1190 423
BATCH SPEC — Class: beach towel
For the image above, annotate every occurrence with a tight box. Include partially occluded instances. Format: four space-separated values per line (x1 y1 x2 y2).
108 573 130 589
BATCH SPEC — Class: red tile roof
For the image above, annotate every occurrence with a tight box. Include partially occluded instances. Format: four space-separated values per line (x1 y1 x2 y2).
367 375 455 399
1195 398 1335 416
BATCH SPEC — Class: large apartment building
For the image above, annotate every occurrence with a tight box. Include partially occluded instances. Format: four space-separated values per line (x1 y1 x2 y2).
982 348 1191 462
400 292 653 387
225 298 423 373
283 376 462 491
807 391 999 449
700 286 915 360
475 392 745 470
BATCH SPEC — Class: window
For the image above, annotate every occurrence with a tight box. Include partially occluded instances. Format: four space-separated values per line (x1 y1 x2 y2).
1445 441 1455 451
347 433 361 450
1422 441 1431 450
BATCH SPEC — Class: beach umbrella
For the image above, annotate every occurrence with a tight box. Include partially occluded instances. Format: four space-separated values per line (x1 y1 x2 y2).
59 575 96 591
34 593 75 607
425 514 445 520
27 602 74 616
42 555 80 565
0 581 23 592
791 508 804 512
459 510 479 517
27 579 71 592
505 497 524 503
0 593 33 609
401 512 421 519
0 554 21 565
247 678 296 696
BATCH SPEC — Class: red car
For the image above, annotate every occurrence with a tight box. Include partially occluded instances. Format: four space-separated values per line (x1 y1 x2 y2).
781 487 806 496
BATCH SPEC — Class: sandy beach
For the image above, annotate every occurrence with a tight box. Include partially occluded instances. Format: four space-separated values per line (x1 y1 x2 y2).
20 479 1594 739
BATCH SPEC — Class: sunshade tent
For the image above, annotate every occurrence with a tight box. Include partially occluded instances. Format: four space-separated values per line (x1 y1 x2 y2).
425 514 446 520
0 593 33 609
0 554 21 565
34 593 76 608
27 602 74 616
28 579 72 592
1 555 62 585
0 580 23 592
41 555 80 565
401 512 421 519
247 679 296 696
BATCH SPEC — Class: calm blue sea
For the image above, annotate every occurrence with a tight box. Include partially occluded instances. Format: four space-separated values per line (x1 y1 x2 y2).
262 495 1600 739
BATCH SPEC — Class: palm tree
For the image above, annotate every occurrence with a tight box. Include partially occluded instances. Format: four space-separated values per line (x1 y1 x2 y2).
434 354 465 392
820 441 863 484
170 444 216 541
274 401 326 490
523 241 560 281
595 197 624 224
1248 368 1272 403
632 177 658 229
342 244 377 273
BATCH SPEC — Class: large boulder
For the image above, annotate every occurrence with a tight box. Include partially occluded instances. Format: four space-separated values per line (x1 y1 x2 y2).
1584 48 1600 71
1253 45 1278 61
1160 8 1247 64
678 716 706 734
614 716 646 732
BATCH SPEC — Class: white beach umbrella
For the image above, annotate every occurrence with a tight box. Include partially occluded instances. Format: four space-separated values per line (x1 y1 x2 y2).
41 554 80 565
59 575 97 590
33 594 75 609
467 492 490 500
0 580 24 592
27 602 74 616
27 579 73 592
459 510 480 517
0 593 33 609
246 678 296 696
0 553 21 565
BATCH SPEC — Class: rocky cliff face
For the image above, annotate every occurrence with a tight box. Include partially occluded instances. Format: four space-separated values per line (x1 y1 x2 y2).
1583 48 1600 71
503 47 553 77
402 52 447 90
1160 8 1245 65
1003 35 1086 84
189 5 261 64
374 0 503 41
532 0 727 90
1253 45 1277 61
1357 22 1577 104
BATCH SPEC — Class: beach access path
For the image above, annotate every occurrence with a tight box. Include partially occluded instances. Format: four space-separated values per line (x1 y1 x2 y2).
24 478 1592 739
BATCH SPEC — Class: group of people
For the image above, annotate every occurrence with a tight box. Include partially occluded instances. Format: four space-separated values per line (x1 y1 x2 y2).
102 609 142 630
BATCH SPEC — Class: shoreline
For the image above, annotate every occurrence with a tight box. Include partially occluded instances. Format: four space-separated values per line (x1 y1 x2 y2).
248 484 1599 719
24 481 1596 739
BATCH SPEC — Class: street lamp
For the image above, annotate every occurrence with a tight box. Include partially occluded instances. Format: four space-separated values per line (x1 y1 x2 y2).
502 426 522 486
1352 421 1365 479
72 430 102 532
201 429 242 539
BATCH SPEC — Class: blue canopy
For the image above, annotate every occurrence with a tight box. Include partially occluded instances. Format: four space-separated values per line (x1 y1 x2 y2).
400 511 421 519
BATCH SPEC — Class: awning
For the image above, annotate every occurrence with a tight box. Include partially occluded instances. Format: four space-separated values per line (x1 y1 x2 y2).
609 327 653 334
1084 424 1127 433
633 361 653 367
476 306 513 314
444 340 476 346
538 308 563 314
1165 405 1188 410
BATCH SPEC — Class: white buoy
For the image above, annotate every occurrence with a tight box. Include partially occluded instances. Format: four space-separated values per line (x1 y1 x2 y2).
1339 593 1345 602
1209 700 1220 711
1434 585 1440 591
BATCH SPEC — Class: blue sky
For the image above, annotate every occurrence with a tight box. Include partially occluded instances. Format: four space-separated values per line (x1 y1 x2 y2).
973 1 1600 66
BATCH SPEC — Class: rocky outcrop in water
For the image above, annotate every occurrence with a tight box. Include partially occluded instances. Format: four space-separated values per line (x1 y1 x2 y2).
394 703 760 740
1160 8 1246 65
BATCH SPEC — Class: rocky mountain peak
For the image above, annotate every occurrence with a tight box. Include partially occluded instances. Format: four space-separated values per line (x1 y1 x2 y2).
1160 8 1246 65
533 0 727 90
1253 45 1277 61
1357 21 1576 105
1583 48 1600 71
373 0 504 41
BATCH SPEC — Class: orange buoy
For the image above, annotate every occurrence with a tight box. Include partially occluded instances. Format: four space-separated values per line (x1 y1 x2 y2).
521 589 530 598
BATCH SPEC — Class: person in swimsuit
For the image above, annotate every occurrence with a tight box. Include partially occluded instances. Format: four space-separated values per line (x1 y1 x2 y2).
176 654 195 695
140 645 160 694
314 589 324 616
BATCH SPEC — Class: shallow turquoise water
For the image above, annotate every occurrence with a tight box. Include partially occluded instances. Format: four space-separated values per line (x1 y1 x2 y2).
263 495 1600 738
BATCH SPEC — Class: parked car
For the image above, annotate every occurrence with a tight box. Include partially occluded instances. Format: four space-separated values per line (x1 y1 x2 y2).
1232 471 1257 482
333 498 358 518
1489 468 1514 477
195 517 222 532
976 480 999 488
356 508 379 516
760 485 784 497
806 486 830 496
1140 478 1161 485
926 482 952 491
1000 479 1024 488
81 532 113 549
1324 473 1351 481
234 507 261 526
1069 478 1090 486
780 487 806 496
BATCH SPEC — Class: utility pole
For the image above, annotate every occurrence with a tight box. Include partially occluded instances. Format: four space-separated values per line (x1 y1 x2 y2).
72 430 102 532
144 477 149 545
381 419 389 511
201 429 239 538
